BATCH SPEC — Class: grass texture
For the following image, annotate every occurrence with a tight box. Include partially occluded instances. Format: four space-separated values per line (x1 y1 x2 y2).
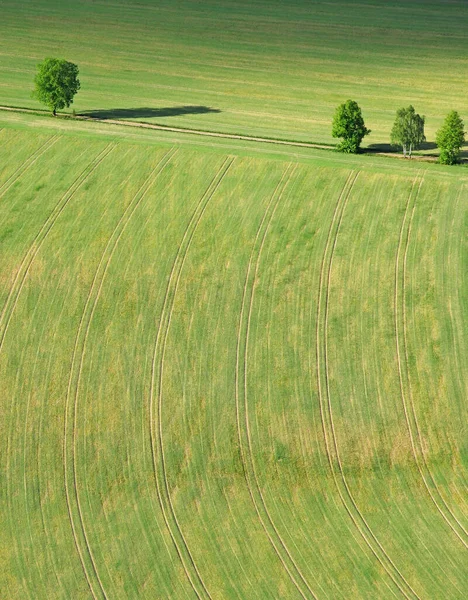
0 124 467 598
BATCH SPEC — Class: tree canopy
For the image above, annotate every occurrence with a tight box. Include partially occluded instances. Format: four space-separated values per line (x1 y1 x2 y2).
436 111 465 165
331 100 370 154
33 58 80 116
390 106 425 158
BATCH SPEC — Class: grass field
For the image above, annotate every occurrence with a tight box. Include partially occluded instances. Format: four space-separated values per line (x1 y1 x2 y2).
0 118 467 598
1 0 468 597
1 0 468 146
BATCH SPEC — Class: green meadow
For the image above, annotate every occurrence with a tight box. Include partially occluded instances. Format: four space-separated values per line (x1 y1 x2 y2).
0 118 467 598
1 0 468 145
1 0 467 598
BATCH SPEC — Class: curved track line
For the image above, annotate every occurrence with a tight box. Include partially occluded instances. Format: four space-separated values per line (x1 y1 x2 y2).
0 135 59 199
444 185 468 503
17 143 114 594
316 171 422 600
149 156 235 600
0 144 116 351
396 178 468 549
63 148 177 600
235 163 321 600
37 295 72 597
1 143 116 598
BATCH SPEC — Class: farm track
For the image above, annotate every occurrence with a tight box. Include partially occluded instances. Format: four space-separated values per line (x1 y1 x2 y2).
63 148 177 600
0 105 332 151
149 156 235 600
235 163 321 600
316 171 422 600
0 134 59 199
395 178 468 550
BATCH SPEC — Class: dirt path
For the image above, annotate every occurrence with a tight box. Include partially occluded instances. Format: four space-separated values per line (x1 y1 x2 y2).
0 104 334 150
1 105 448 167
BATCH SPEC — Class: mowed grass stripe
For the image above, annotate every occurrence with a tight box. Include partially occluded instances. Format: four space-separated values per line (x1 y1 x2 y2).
235 163 321 600
0 143 116 353
149 156 235 600
63 148 177 600
316 171 422 600
0 135 59 199
396 178 468 549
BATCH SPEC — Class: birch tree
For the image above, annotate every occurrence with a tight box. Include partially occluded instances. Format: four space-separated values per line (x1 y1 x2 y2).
390 106 426 158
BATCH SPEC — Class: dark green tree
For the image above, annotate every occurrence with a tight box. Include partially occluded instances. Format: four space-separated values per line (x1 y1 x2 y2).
436 111 465 165
332 100 370 153
33 58 80 116
390 106 425 158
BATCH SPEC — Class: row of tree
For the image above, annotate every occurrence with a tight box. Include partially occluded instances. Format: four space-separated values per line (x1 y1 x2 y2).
332 99 466 165
31 59 465 166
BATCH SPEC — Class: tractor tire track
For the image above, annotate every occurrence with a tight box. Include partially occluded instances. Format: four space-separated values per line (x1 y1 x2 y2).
0 143 116 352
149 157 235 600
63 148 177 600
316 171 421 600
396 177 468 549
149 156 235 600
0 135 59 199
235 163 321 600
1 143 117 596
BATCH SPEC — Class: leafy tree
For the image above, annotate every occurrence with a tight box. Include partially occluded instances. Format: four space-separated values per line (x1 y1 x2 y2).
33 58 80 116
436 111 465 165
332 100 370 153
390 106 425 158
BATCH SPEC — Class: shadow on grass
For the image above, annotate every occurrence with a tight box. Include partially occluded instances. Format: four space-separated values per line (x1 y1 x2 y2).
459 144 468 162
366 141 438 153
79 106 221 120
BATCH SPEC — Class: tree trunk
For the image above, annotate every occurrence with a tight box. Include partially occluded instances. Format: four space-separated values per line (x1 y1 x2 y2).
53 108 57 116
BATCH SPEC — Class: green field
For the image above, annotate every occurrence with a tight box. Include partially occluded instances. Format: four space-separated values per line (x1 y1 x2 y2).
0 117 467 598
1 0 468 598
1 0 468 146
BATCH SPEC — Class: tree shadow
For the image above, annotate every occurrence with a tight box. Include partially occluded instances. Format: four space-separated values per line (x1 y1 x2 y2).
79 106 221 120
459 144 468 162
366 141 438 153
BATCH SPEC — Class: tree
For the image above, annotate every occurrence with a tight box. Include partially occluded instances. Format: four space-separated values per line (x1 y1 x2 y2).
332 100 370 153
33 58 80 116
390 106 425 158
436 111 465 165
